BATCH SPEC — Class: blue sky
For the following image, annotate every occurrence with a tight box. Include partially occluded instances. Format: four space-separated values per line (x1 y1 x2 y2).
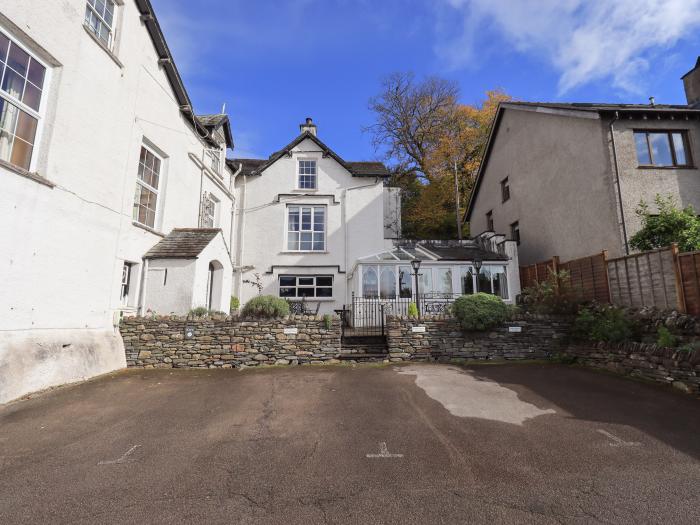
151 0 700 161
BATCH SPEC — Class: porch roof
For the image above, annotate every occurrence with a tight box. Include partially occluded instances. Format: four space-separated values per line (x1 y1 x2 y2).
144 228 222 259
358 241 508 263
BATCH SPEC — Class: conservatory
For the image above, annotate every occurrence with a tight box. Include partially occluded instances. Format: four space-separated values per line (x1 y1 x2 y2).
348 239 520 320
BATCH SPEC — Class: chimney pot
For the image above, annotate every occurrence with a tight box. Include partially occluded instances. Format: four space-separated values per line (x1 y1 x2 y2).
299 117 317 136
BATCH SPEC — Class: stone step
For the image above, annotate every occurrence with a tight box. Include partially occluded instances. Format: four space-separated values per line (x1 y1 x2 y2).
338 353 389 362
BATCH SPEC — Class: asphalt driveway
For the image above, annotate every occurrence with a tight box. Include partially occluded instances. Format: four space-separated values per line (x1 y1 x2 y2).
1 364 699 524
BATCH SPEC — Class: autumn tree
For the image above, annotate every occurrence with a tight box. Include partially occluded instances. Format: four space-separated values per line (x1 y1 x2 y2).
426 90 512 238
366 72 459 183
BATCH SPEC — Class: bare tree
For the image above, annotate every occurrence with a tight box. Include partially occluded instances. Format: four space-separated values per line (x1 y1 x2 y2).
366 72 459 183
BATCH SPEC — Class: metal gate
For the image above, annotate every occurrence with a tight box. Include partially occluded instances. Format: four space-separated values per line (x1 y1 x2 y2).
341 295 413 337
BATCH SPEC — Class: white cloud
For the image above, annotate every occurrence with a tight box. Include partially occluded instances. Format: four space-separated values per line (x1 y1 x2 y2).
436 0 700 94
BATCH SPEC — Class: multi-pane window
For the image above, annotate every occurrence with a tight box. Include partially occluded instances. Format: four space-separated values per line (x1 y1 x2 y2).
501 177 510 202
133 146 162 228
287 206 325 251
486 210 494 231
206 149 221 175
0 30 46 171
201 192 219 228
85 0 116 49
460 265 508 299
510 221 520 245
634 131 691 167
398 266 413 298
298 160 317 189
121 262 134 306
279 275 333 298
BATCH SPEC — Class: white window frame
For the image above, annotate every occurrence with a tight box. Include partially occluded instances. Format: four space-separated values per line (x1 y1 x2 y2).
297 159 317 190
278 275 333 299
133 143 164 229
84 0 118 50
201 192 219 228
205 148 222 177
286 205 326 252
0 27 51 173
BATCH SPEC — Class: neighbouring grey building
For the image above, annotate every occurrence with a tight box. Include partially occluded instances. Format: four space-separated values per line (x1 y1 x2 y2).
466 59 700 265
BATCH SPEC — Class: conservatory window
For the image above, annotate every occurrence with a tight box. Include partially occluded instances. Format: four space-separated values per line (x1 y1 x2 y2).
362 267 378 298
398 266 413 298
380 267 397 299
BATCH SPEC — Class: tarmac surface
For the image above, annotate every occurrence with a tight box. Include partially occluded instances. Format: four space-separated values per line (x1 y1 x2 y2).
1 363 699 524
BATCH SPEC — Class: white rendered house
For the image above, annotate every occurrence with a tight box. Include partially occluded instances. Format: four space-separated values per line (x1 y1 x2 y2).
0 0 235 403
229 120 521 319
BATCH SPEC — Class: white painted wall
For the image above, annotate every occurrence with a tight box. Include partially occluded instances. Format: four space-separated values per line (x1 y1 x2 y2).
0 1 234 403
233 137 392 313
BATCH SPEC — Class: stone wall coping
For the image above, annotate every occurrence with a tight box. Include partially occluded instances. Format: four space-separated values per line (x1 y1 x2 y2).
121 314 330 324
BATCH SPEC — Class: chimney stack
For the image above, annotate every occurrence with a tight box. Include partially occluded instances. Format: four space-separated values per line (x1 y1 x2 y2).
299 117 317 136
682 57 700 107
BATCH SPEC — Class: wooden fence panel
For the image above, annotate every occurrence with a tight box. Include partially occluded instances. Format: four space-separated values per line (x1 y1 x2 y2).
678 251 700 315
606 248 678 310
519 258 555 289
559 252 610 303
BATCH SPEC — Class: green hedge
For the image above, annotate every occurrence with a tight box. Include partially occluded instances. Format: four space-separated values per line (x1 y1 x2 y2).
452 293 511 331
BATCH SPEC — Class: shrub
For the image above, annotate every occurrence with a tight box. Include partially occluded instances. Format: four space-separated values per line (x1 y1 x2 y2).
519 269 582 314
189 306 209 318
230 296 240 311
657 326 678 348
323 314 333 330
679 341 700 353
407 302 419 318
573 306 638 343
452 293 511 331
241 295 290 318
629 194 700 253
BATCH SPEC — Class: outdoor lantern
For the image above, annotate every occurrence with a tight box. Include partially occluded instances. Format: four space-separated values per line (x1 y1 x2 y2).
411 259 422 273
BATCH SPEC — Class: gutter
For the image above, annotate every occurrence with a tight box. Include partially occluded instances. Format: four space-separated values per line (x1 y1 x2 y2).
609 111 629 255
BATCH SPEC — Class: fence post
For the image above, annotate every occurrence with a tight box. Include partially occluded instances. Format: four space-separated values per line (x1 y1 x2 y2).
549 256 559 294
601 250 611 303
671 243 687 313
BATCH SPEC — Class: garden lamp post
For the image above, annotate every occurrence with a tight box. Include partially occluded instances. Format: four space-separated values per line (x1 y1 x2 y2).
473 256 483 293
411 259 422 317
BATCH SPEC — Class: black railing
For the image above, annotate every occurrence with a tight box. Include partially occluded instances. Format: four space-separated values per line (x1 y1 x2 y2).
342 293 463 337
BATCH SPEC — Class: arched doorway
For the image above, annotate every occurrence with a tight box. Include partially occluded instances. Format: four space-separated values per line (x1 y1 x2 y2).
206 260 224 311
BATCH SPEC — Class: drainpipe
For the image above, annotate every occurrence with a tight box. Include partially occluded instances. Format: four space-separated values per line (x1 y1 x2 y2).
137 257 149 316
609 111 629 255
235 174 248 297
229 162 242 266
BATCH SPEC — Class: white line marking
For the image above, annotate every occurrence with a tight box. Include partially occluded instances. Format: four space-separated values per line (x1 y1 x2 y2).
597 429 641 447
98 445 141 465
366 442 403 458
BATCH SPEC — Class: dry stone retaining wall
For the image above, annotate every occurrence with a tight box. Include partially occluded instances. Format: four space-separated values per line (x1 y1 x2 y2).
386 314 573 362
120 315 341 368
564 342 700 395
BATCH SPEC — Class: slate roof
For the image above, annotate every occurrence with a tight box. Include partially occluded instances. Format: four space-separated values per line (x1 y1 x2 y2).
226 158 267 176
195 114 234 150
419 241 508 261
503 101 700 113
346 162 390 177
227 131 390 178
144 228 221 259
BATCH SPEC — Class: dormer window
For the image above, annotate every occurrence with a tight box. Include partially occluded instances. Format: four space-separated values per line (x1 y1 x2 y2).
298 159 317 189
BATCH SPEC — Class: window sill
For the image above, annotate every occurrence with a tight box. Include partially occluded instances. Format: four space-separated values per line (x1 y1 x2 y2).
83 24 124 68
0 159 55 188
636 165 696 170
283 297 335 302
292 188 319 193
280 251 329 255
132 221 166 237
